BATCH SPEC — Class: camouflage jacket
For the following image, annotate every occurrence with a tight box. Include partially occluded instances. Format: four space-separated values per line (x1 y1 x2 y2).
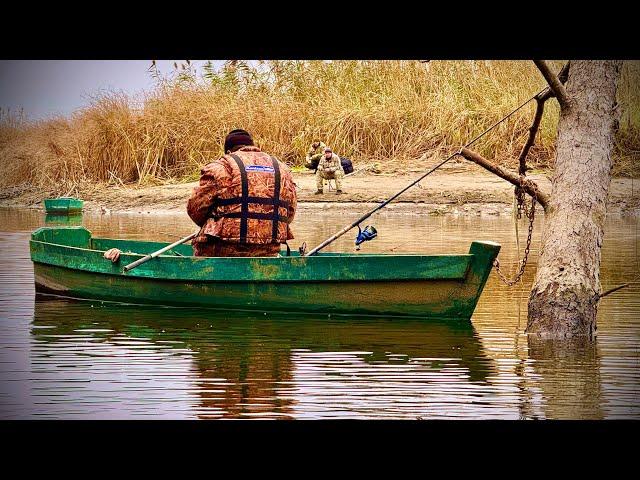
305 142 326 169
187 146 297 245
318 152 343 174
306 142 344 173
306 142 327 162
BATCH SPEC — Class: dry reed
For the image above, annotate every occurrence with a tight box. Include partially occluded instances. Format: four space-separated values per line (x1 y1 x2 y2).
1 60 638 195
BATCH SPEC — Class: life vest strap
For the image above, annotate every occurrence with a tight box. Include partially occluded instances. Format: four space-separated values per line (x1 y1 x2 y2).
223 154 286 244
271 156 282 243
229 154 249 242
222 211 290 223
214 196 291 208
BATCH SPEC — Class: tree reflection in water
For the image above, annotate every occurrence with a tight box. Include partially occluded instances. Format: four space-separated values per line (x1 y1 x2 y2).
527 335 603 420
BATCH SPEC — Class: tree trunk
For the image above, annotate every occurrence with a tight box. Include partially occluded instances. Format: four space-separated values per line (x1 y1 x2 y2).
527 61 623 338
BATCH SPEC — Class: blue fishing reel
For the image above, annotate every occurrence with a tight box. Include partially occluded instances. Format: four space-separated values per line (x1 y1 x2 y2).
355 224 377 250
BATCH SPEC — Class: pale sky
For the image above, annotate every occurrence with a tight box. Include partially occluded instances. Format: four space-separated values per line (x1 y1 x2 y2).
0 60 221 120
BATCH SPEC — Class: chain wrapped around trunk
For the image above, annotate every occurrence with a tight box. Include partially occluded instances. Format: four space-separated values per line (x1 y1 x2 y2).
493 184 537 286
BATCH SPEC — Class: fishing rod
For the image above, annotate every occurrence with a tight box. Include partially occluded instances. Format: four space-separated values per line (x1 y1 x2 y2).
304 86 548 257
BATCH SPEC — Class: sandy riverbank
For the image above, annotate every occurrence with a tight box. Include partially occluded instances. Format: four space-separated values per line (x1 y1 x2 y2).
2 161 639 217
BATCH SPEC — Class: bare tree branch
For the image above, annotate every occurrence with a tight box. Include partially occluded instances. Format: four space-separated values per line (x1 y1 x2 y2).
534 60 571 110
599 282 630 299
535 62 570 102
518 97 547 172
557 61 571 84
518 62 571 173
459 147 550 211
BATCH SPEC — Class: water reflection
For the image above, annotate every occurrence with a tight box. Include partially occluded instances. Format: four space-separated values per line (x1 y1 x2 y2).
31 298 494 419
1 206 638 419
527 336 604 419
44 214 83 226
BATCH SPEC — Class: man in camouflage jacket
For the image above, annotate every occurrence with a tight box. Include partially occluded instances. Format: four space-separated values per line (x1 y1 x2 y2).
186 129 297 257
305 141 327 170
307 143 344 194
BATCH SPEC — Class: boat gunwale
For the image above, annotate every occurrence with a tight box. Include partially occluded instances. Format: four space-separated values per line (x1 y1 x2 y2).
30 237 476 259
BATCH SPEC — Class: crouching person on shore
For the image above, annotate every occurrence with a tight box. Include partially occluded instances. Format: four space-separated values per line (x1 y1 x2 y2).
305 141 325 170
315 147 345 195
187 129 297 257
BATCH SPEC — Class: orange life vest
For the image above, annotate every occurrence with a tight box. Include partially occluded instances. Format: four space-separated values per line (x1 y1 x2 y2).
189 146 296 245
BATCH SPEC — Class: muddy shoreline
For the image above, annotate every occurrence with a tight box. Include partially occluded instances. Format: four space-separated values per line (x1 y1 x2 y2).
2 163 640 217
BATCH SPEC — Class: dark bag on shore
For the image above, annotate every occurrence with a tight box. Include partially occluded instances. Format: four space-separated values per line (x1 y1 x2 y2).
306 156 353 174
306 157 320 170
340 157 354 174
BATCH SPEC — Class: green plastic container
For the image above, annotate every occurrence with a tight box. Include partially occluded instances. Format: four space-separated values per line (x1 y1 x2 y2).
43 197 84 215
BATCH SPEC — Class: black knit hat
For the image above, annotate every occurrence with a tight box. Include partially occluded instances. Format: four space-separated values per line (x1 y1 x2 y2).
224 129 254 153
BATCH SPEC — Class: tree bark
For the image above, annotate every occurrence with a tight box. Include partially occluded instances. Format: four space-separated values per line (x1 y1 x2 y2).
527 61 623 338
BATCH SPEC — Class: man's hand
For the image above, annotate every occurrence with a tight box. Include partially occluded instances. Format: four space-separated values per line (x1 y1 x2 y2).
104 248 122 263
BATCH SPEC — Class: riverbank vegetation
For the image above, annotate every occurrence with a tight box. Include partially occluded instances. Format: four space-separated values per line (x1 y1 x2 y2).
1 60 638 196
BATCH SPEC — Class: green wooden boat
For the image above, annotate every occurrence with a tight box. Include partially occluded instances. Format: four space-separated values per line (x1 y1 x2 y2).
30 226 500 319
43 197 84 215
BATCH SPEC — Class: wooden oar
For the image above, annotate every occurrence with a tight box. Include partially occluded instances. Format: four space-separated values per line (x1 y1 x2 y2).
123 232 197 273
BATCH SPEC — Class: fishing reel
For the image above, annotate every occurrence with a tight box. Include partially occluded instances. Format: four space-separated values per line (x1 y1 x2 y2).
355 224 377 251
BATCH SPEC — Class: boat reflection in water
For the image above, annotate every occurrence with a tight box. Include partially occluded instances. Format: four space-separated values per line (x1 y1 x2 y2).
31 297 495 419
44 214 83 226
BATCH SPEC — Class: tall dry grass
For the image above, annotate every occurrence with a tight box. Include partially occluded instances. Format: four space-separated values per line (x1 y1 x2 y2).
1 60 638 195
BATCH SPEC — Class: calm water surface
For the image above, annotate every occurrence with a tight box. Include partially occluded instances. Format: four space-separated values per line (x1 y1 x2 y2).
0 207 638 419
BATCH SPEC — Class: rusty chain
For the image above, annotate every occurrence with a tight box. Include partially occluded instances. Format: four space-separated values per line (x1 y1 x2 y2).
493 182 537 286
514 175 526 219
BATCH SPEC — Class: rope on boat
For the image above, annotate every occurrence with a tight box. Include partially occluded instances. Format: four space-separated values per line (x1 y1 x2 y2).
305 86 549 257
